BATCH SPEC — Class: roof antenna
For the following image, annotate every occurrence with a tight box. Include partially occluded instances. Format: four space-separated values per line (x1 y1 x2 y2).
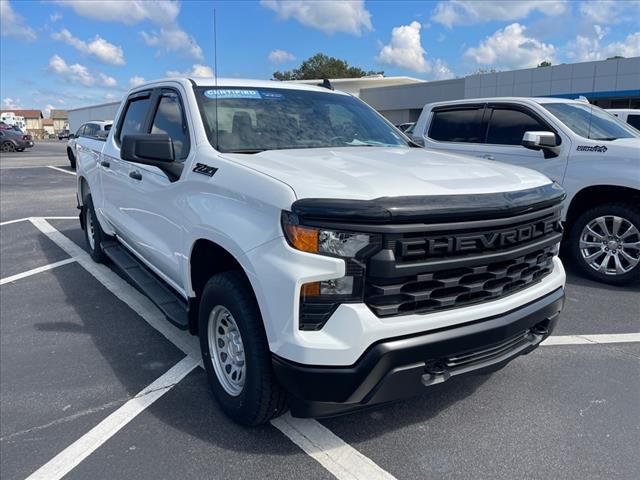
319 78 334 90
214 8 219 150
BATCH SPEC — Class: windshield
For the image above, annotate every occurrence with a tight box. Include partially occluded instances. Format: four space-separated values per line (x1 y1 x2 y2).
195 87 409 153
542 102 639 140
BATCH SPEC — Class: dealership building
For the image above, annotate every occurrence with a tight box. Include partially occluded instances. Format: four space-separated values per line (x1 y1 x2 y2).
360 56 640 124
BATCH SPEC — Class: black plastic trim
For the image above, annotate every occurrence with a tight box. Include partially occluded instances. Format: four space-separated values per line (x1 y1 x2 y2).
291 183 565 225
272 287 564 418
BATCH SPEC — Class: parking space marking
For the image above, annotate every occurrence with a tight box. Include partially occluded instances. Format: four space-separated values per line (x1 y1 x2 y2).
543 333 640 345
47 165 76 176
0 258 76 285
272 414 396 480
25 355 199 480
0 216 76 227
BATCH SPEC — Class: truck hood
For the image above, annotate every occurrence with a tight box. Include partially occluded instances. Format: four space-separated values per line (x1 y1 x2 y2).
598 138 640 158
222 147 552 200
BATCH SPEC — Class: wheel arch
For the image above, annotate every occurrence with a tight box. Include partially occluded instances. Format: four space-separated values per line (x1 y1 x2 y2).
565 185 640 230
187 238 262 336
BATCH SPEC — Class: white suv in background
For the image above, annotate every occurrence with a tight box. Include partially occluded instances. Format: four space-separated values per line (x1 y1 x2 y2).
67 121 112 169
412 97 640 285
606 109 640 130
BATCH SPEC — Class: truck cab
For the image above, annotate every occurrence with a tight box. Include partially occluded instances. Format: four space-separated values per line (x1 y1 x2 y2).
413 97 640 285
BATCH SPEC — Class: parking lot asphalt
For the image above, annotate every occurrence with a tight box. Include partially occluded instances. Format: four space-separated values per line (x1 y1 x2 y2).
1 142 639 480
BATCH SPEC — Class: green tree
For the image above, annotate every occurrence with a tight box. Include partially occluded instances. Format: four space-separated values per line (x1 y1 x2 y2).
606 55 625 60
537 61 552 67
272 53 383 80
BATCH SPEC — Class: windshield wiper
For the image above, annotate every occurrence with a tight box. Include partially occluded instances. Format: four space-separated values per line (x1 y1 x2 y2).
223 148 267 154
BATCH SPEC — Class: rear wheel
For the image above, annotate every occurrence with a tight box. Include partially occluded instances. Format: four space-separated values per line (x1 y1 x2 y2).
568 203 640 285
67 148 76 169
1 141 16 152
83 194 108 263
199 271 287 426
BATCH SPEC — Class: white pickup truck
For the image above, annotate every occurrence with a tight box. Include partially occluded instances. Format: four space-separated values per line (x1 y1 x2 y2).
75 78 566 425
412 98 640 285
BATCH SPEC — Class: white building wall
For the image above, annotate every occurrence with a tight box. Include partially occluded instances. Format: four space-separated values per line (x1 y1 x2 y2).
68 101 121 133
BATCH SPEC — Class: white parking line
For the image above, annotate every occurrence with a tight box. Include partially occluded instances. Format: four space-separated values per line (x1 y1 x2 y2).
0 258 76 286
272 414 396 480
543 333 640 345
25 355 199 480
47 165 76 176
0 216 77 227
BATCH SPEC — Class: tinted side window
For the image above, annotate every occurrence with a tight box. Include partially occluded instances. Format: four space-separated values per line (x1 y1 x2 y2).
76 125 85 137
429 108 485 143
151 92 189 160
626 114 640 130
486 108 548 145
119 96 152 144
84 123 100 137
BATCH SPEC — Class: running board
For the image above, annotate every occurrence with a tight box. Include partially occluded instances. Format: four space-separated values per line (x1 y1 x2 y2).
101 240 189 329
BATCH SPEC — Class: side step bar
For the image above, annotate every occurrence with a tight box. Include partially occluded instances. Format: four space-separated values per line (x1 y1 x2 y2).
101 240 189 329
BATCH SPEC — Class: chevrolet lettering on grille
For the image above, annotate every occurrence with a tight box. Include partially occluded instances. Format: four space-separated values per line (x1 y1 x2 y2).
399 217 562 258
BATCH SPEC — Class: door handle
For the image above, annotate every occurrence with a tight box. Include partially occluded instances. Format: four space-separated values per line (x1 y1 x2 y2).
482 154 495 160
100 160 110 168
129 170 142 181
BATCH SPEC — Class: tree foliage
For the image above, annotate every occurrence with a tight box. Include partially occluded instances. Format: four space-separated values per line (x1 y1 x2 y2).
537 61 553 67
273 53 383 80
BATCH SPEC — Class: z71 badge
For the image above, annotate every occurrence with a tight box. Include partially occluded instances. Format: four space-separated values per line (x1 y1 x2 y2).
193 163 218 177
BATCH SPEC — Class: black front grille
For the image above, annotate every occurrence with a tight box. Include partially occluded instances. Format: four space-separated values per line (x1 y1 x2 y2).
364 206 562 318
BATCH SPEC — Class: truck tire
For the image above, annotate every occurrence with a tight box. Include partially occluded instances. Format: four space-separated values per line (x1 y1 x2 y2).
198 271 287 426
83 194 108 263
1 141 16 152
568 203 640 285
67 148 76 169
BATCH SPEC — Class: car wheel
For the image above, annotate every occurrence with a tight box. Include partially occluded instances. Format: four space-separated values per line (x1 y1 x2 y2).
67 148 76 169
83 194 108 263
568 203 640 285
199 271 287 426
1 141 16 152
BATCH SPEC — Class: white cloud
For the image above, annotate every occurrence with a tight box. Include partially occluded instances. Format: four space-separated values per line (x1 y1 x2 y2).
567 29 640 62
376 21 453 79
50 12 63 22
48 55 117 87
2 97 21 109
166 64 214 77
56 0 202 60
261 0 372 36
377 22 430 72
465 23 555 69
1 0 37 41
51 29 125 65
129 76 146 87
268 49 295 63
55 0 180 25
44 104 57 117
432 0 567 28
140 27 203 60
579 1 640 25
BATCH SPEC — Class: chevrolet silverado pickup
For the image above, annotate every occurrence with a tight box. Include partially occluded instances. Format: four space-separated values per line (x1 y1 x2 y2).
75 78 566 425
412 97 640 285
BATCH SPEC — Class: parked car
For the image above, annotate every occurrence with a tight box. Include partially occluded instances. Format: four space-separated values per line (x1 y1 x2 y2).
0 129 33 152
58 130 70 140
412 97 640 284
606 109 640 130
67 121 112 168
74 78 566 425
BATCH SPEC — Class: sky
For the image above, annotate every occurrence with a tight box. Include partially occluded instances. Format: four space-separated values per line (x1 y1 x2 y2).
1 0 639 116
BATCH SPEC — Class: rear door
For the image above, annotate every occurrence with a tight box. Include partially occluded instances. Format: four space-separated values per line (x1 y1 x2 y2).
99 90 153 237
483 104 569 184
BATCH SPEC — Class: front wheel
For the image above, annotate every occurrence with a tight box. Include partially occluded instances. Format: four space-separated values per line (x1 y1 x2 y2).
199 271 287 426
1 141 16 152
83 194 108 263
568 203 640 285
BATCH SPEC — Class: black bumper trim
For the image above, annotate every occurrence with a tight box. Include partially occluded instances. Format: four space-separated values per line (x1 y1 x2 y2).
272 287 564 418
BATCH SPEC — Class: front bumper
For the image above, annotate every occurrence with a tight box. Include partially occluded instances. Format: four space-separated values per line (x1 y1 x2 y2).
273 287 564 418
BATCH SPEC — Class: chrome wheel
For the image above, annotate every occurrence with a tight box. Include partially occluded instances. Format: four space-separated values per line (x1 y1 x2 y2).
580 215 640 275
85 206 95 251
207 305 246 396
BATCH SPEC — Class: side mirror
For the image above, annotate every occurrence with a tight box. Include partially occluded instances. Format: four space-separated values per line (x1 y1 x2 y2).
68 133 75 139
121 134 183 181
522 131 559 158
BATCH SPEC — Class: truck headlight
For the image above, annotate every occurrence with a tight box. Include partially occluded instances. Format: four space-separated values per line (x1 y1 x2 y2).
282 212 378 330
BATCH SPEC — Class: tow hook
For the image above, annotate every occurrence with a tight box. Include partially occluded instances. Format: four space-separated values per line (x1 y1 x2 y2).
422 360 450 386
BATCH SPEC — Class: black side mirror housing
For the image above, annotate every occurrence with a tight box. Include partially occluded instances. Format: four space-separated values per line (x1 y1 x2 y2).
121 134 183 181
